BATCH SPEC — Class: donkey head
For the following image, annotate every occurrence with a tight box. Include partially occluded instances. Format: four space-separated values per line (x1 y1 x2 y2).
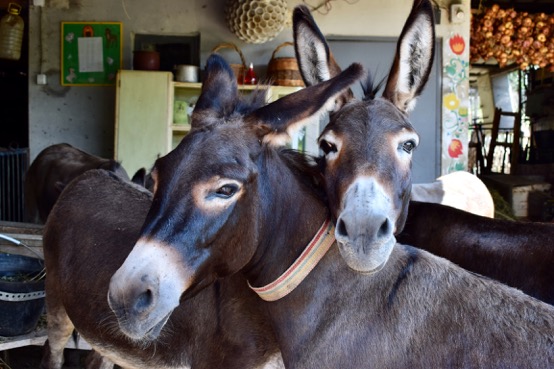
293 0 435 273
107 54 364 341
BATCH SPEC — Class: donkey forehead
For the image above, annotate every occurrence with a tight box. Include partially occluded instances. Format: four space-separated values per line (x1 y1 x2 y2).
326 98 415 137
155 124 259 182
321 98 418 178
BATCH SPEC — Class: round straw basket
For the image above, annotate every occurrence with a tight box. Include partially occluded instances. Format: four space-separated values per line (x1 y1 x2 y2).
212 43 247 84
267 42 304 87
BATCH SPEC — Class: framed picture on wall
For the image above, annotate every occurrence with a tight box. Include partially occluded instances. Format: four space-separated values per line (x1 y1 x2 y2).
61 22 122 86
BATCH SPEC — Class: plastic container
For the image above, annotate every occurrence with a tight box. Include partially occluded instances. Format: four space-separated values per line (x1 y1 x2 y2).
0 3 24 61
173 100 188 125
0 253 45 336
244 63 257 85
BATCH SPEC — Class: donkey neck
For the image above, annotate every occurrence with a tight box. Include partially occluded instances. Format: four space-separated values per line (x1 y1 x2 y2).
244 149 329 288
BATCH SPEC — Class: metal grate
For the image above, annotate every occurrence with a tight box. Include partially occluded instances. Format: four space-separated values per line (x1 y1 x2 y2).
0 148 29 222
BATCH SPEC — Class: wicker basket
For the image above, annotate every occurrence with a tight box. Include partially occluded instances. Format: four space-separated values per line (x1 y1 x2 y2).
212 43 247 84
266 42 304 87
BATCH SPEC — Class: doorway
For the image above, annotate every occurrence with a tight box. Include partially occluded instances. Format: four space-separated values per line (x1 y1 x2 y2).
328 37 442 184
0 0 29 222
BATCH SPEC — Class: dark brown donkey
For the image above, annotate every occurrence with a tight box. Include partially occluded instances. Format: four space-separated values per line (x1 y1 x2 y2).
108 7 554 368
40 57 364 369
398 201 554 304
24 143 142 224
293 3 554 305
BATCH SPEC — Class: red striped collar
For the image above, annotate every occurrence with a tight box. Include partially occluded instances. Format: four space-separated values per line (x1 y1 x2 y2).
248 219 335 302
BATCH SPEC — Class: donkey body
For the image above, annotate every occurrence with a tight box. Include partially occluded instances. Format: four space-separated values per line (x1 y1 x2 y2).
107 17 554 369
399 200 554 304
24 143 134 224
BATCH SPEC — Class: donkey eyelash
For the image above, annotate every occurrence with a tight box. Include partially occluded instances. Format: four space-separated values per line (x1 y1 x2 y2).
320 139 338 155
401 140 417 154
214 184 239 198
394 129 419 156
318 131 342 161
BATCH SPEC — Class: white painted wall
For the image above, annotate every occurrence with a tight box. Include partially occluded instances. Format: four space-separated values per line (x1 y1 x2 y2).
28 0 470 174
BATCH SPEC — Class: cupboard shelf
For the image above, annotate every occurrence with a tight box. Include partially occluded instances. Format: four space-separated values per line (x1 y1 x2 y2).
171 124 192 132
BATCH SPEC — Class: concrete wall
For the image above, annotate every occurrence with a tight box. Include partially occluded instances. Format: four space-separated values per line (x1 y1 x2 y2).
28 0 470 171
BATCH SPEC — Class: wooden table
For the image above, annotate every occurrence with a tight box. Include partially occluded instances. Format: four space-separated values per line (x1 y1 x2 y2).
0 221 43 258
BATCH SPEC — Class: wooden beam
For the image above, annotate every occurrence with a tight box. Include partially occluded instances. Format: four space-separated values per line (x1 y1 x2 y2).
485 107 502 174
511 113 522 174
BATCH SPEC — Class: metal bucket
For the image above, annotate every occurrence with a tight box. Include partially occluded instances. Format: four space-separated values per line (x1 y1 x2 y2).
175 64 199 82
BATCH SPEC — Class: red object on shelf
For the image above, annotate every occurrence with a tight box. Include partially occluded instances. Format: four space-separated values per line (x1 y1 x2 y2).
133 51 160 71
244 63 257 85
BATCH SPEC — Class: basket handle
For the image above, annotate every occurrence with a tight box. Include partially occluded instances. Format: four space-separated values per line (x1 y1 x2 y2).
211 42 247 68
270 42 295 60
0 233 46 281
0 234 43 260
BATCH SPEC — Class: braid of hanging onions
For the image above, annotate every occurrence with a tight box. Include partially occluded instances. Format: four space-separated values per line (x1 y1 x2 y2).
471 4 554 71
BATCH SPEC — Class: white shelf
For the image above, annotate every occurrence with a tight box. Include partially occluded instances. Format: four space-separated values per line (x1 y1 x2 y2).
173 81 202 89
172 123 192 132
0 328 92 351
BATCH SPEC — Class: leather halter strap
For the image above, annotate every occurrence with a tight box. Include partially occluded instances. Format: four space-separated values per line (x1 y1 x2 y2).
248 219 335 302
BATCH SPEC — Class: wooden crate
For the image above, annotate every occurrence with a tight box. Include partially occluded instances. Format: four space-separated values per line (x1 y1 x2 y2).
481 174 552 218
0 221 43 258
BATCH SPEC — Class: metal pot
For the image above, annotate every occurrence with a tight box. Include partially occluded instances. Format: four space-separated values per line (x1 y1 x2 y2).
175 64 199 82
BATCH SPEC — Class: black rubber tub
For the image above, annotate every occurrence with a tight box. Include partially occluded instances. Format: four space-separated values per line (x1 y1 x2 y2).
0 253 45 336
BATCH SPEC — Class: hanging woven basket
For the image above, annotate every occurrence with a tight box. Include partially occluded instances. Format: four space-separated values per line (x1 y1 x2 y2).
212 42 248 84
225 0 288 44
267 42 305 87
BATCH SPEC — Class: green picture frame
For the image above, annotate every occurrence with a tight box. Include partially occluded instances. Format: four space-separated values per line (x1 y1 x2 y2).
61 22 122 86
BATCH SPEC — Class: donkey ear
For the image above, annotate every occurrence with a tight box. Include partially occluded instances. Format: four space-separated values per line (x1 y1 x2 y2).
191 54 239 129
383 0 435 113
246 63 365 146
293 5 342 85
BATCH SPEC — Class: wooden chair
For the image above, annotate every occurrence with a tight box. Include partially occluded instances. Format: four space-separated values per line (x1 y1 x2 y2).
484 107 521 174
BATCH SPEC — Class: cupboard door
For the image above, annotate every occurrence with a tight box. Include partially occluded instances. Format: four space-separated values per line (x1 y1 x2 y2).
115 70 173 176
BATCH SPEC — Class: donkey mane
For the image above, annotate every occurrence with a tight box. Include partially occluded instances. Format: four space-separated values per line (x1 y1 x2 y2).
237 88 269 114
278 148 326 200
360 72 384 101
194 89 269 133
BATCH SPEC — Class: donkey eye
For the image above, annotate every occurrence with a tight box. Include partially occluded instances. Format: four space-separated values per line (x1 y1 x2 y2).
215 184 238 198
320 139 338 155
401 140 417 153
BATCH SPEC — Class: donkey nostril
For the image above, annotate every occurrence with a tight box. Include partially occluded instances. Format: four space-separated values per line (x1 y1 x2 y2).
337 218 348 238
134 289 154 315
377 219 392 239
